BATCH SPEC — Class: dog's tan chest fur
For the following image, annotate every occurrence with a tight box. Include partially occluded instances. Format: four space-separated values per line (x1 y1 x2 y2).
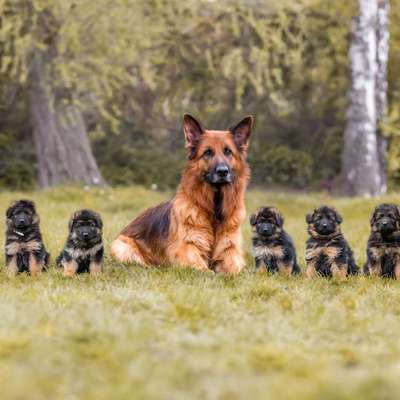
253 245 284 259
306 245 339 261
5 240 42 256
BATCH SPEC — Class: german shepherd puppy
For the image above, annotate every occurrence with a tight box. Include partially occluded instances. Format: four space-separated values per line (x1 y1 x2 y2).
111 114 253 274
364 204 400 278
5 200 49 275
250 206 300 275
56 210 104 277
305 206 358 278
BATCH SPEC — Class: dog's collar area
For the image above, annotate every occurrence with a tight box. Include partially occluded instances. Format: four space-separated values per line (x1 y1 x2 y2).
14 230 25 237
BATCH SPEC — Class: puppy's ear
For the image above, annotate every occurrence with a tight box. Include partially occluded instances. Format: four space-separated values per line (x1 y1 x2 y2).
94 212 103 230
249 214 257 226
6 201 18 219
274 211 284 227
68 212 79 233
306 213 313 224
183 114 204 159
370 207 378 226
334 210 343 224
230 116 253 153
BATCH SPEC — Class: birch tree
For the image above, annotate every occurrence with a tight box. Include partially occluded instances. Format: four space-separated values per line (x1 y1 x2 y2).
342 0 390 197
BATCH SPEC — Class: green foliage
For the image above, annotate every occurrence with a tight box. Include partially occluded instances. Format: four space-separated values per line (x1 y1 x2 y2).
94 136 185 190
250 145 313 188
0 0 399 189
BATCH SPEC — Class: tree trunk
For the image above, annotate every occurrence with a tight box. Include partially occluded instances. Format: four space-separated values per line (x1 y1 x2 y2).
376 0 390 193
341 0 389 197
28 50 105 188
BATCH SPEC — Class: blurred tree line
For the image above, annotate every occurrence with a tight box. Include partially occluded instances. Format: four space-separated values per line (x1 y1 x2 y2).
0 0 399 191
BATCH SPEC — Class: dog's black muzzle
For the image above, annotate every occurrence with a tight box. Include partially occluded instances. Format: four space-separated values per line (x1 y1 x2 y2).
256 222 276 237
376 217 396 235
13 212 33 230
315 218 336 236
76 226 99 242
206 163 233 186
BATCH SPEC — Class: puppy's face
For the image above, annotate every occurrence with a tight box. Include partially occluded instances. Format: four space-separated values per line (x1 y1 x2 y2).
370 204 400 235
6 200 38 231
306 206 342 237
69 210 103 244
250 207 284 238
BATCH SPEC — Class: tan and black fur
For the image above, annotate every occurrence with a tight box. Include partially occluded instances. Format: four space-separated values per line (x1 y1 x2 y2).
56 210 104 277
250 206 299 275
111 114 253 274
305 206 358 279
364 204 400 278
5 200 49 275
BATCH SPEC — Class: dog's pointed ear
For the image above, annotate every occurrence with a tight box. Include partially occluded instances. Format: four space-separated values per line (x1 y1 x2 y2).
68 212 79 232
94 211 103 230
250 213 257 226
370 207 378 226
230 115 253 153
183 114 204 159
334 209 343 224
306 213 313 224
6 201 18 219
275 212 284 227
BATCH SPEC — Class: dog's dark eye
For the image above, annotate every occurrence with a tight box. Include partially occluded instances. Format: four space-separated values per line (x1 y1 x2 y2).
203 149 214 158
224 147 232 157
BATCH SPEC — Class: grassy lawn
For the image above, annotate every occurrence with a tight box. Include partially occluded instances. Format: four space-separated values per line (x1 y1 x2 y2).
1 186 400 399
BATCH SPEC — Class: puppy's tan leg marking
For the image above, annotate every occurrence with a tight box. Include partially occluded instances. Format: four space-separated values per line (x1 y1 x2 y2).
394 253 400 279
6 255 18 276
368 247 383 277
63 260 78 277
306 261 317 278
110 235 147 265
29 253 44 275
278 261 293 276
331 263 348 280
256 258 267 273
89 262 102 276
369 262 382 277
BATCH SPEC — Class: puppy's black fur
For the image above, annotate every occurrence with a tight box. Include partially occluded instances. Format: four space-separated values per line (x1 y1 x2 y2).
250 206 300 275
364 203 400 278
5 200 49 274
306 206 358 278
56 209 104 276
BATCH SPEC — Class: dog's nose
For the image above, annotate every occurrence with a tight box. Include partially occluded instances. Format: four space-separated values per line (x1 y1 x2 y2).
322 222 328 228
382 220 388 225
216 164 229 178
83 232 89 238
19 219 25 225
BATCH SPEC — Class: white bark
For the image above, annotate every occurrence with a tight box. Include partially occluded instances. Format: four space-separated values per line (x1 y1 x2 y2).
376 0 390 191
342 0 390 197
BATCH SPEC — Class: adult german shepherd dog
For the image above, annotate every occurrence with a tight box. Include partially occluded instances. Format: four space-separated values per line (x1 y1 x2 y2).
111 114 253 274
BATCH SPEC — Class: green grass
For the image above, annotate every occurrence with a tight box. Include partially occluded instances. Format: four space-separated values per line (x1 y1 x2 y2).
1 186 400 399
